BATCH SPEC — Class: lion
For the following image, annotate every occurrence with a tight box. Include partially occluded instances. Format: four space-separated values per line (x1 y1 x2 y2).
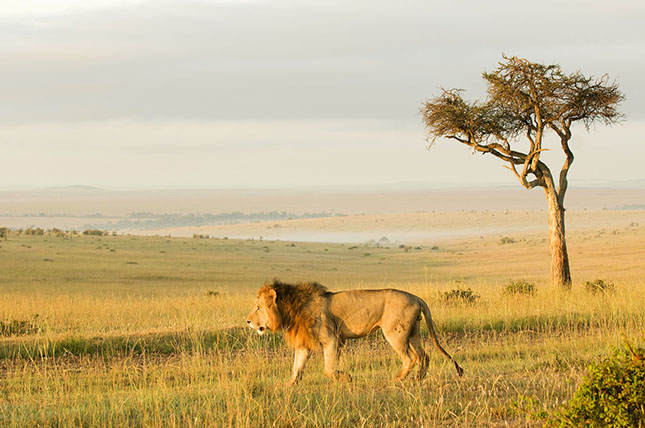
246 279 463 384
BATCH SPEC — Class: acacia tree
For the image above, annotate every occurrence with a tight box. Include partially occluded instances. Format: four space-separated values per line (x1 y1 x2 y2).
421 56 624 288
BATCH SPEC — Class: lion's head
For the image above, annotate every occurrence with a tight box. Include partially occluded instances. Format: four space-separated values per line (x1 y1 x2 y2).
246 286 282 335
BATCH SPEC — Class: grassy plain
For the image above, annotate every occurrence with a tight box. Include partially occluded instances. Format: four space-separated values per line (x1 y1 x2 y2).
1 211 644 427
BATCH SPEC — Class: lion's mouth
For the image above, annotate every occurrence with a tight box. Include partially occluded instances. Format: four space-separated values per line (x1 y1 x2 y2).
256 326 265 335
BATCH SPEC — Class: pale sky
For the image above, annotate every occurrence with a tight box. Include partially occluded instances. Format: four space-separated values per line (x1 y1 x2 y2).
2 0 644 190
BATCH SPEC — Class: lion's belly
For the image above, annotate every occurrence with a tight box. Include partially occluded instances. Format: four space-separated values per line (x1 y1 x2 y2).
329 290 388 338
336 312 382 338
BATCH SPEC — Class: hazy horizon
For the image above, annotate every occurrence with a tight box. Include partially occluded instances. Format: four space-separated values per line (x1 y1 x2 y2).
2 0 645 190
2 176 645 193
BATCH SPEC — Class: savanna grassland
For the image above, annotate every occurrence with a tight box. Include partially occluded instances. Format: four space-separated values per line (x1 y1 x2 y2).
1 211 644 427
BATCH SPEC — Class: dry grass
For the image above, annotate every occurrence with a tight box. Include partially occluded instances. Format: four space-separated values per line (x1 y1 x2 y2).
0 211 644 427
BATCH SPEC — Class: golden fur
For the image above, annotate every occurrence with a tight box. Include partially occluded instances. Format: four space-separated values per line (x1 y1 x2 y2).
247 279 463 384
257 280 329 350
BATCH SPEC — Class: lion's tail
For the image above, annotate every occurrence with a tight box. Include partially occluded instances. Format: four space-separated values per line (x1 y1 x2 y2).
419 298 464 377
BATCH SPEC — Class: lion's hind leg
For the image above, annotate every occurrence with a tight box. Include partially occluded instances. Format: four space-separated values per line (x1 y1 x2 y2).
382 322 417 381
409 326 429 380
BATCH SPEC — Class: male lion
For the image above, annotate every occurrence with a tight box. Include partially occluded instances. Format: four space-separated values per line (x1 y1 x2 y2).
246 279 463 384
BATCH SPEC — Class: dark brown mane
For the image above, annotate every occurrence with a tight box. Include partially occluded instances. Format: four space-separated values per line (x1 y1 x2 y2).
258 279 330 350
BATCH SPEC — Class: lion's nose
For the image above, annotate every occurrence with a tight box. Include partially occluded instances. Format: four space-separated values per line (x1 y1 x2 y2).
258 326 265 332
246 320 251 324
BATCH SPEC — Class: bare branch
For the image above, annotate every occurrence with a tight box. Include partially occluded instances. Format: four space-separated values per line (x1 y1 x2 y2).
503 164 543 189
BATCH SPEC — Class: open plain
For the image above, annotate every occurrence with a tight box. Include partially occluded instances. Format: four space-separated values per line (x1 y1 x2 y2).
1 204 644 427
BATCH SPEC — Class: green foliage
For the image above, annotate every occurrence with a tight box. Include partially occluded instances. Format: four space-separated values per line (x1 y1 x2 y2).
585 279 616 294
503 279 536 296
443 287 480 305
546 342 645 428
499 236 516 244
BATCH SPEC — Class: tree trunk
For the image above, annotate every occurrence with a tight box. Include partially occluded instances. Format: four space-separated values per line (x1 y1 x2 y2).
545 189 572 289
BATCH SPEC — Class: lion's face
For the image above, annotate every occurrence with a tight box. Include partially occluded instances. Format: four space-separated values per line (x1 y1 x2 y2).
246 288 281 335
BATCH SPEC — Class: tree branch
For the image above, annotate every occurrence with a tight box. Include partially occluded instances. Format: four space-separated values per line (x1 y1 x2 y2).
557 126 574 203
503 163 543 189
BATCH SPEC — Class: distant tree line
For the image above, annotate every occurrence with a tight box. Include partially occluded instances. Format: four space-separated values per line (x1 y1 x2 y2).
0 228 117 238
92 211 343 231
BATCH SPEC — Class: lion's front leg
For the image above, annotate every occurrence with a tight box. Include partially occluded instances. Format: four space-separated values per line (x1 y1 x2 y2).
287 348 310 385
322 339 352 382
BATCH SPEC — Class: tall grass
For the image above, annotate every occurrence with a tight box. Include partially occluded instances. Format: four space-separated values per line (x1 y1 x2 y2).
1 227 644 427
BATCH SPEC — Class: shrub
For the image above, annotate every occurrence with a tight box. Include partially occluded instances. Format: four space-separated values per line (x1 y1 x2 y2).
83 229 106 236
499 236 516 244
585 279 616 294
24 228 44 236
443 287 480 305
546 342 645 427
503 280 536 296
0 315 44 337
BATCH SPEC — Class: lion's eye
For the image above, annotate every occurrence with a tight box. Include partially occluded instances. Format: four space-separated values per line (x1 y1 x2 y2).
256 306 260 312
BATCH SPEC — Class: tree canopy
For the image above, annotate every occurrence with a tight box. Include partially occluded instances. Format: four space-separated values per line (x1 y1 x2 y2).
421 55 624 201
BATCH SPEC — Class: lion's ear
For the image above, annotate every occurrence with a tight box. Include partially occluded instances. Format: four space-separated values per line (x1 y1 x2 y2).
266 288 277 306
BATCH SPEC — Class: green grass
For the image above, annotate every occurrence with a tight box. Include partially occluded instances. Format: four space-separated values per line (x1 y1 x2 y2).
1 231 644 427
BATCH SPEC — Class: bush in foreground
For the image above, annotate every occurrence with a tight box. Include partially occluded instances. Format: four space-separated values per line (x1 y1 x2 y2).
546 341 645 428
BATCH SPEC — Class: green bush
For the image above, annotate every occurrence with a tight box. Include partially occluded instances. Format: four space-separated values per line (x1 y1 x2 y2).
546 342 645 428
503 280 536 296
585 279 616 294
443 287 480 305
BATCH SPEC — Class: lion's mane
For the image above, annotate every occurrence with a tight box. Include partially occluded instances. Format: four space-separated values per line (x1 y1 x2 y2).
258 279 331 350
